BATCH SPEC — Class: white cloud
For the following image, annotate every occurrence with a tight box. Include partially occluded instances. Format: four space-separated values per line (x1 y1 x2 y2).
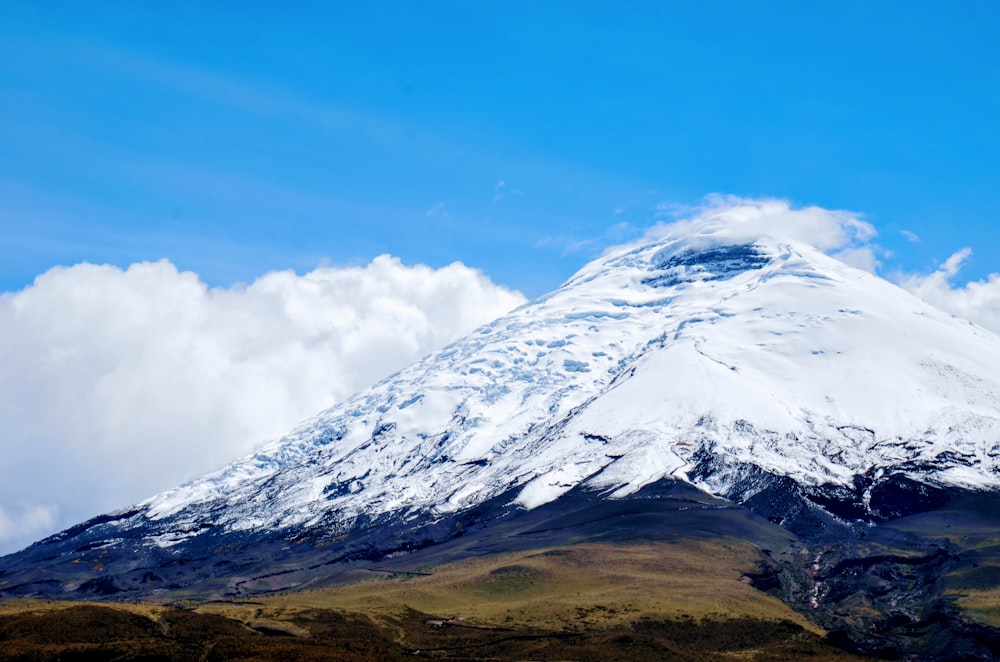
627 195 877 267
898 248 1000 334
0 256 525 554
623 193 1000 340
632 197 1000 329
832 246 881 274
0 503 57 547
493 177 523 202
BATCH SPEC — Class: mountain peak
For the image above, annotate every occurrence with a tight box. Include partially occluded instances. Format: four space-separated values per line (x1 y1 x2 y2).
5 224 1000 601
93 233 1000 531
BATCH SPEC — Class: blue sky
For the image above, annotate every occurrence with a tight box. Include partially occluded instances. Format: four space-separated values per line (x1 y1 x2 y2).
2 1 998 298
2 2 1000 552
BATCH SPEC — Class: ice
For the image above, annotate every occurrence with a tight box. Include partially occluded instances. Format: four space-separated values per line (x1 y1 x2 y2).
125 230 1000 544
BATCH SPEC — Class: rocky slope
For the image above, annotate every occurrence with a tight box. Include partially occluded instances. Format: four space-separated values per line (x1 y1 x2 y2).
4 227 1000 618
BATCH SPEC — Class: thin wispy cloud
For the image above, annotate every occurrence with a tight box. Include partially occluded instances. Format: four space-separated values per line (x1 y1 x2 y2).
493 178 524 202
74 41 393 139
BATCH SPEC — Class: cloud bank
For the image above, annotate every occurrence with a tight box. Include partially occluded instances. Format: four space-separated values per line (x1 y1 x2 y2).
0 257 525 553
898 249 1000 334
4 196 999 556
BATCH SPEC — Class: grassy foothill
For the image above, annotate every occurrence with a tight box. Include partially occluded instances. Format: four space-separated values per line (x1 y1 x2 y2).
0 540 865 661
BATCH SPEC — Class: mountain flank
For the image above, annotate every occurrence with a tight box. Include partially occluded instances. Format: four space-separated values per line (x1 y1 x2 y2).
5 228 1000 658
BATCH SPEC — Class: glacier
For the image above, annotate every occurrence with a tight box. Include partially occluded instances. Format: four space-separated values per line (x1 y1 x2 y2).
5 226 1000 601
127 232 1000 543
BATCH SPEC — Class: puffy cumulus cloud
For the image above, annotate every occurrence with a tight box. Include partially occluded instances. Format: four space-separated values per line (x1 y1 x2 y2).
635 197 1000 331
635 195 1000 334
635 198 1000 332
642 195 879 271
0 256 525 553
898 249 1000 334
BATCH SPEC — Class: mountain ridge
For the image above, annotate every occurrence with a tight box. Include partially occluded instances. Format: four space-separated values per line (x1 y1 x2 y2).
136 232 1000 536
4 229 1000 598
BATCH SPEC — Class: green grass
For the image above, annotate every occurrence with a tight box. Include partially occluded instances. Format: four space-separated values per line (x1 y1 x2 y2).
0 539 868 660
879 494 1000 631
201 539 822 633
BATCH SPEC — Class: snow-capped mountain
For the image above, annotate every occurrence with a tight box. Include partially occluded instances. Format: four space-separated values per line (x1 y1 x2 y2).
5 227 1000 598
139 231 1000 532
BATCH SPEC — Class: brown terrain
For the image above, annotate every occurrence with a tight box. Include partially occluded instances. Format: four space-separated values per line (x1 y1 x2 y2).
0 540 864 661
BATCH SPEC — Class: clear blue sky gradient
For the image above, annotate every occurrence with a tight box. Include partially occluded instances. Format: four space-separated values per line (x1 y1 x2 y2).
1 1 998 297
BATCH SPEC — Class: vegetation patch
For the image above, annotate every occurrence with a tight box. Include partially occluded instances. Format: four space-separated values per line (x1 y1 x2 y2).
0 601 862 661
0 539 868 660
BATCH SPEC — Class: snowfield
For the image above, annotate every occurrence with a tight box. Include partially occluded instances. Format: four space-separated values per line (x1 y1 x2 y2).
132 230 1000 548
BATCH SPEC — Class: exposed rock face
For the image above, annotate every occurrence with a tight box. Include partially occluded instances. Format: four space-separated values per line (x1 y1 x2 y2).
6 228 1000 657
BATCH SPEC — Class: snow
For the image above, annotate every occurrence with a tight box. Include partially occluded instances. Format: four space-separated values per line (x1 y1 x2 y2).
129 232 1000 541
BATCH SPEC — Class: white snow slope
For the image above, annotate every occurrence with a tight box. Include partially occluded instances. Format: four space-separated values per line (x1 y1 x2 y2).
137 231 1000 546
